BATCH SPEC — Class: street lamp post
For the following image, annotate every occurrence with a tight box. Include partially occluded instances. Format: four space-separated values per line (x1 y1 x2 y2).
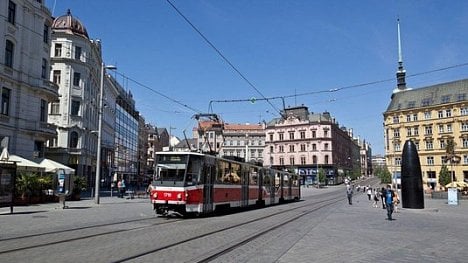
95 62 116 204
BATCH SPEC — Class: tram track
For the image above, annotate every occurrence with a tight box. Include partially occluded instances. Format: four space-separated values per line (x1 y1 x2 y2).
0 217 182 254
1 188 346 262
115 191 345 262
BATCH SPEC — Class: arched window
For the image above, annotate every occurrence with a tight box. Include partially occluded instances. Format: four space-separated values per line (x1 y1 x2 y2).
70 131 79 148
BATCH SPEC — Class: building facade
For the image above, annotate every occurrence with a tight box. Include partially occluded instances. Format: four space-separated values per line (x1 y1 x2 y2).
1 0 58 159
264 106 360 185
219 123 265 163
113 84 139 187
47 10 102 184
384 79 468 190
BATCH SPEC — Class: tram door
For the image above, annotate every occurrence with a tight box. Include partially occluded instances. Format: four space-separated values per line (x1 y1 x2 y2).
202 164 214 213
241 166 249 207
268 170 276 205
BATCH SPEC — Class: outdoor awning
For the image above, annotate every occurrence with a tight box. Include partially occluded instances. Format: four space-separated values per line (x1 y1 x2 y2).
38 158 75 174
4 155 45 172
445 181 468 189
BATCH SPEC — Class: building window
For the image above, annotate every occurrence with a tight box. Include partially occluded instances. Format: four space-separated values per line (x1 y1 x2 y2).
5 40 14 68
269 134 273 141
312 131 316 138
394 143 400 152
279 157 284 165
279 133 284 141
463 138 468 148
34 141 44 158
406 115 411 122
395 157 402 166
289 132 294 140
425 126 433 135
8 1 16 25
462 122 468 132
421 98 431 107
50 102 60 115
289 145 295 152
71 100 80 116
1 88 11 116
300 131 305 139
289 156 295 165
427 156 434 165
464 155 468 164
413 127 419 136
438 125 444 133
447 124 452 132
426 141 433 150
461 107 468 116
438 111 443 118
279 145 284 153
40 99 46 122
393 116 399 123
54 43 62 57
41 58 47 79
412 114 418 121
73 72 80 86
446 109 452 117
269 145 273 153
324 143 329 150
300 156 306 165
75 46 82 60
43 24 49 43
440 140 446 150
324 130 328 137
424 111 431 120
300 144 306 152
69 131 79 148
325 155 329 164
53 70 61 84
393 129 400 138
407 127 412 136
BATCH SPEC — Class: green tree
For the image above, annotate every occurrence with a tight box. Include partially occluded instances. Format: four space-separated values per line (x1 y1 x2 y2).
438 164 451 188
318 168 326 185
375 166 392 184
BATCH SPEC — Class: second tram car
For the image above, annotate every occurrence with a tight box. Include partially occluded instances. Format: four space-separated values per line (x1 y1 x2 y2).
149 151 300 216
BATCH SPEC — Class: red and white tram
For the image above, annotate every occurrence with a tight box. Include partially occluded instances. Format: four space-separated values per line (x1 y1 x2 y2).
149 151 301 216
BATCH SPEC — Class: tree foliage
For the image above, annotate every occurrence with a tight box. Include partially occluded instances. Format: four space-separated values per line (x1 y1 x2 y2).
374 166 392 184
438 164 451 187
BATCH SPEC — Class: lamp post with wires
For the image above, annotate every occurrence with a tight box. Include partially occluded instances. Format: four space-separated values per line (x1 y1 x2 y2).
95 62 116 205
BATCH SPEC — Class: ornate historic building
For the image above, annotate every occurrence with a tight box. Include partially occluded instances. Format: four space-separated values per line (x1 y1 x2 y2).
0 0 58 159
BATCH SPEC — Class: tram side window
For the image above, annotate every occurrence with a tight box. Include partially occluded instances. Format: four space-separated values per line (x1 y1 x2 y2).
228 163 241 185
249 167 258 185
186 158 201 186
216 161 228 184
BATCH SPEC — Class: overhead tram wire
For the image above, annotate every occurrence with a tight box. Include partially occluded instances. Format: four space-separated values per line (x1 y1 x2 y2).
208 61 468 111
111 70 203 114
165 0 284 117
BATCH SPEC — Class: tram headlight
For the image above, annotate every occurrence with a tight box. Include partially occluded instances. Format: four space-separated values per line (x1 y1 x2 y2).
152 192 158 199
177 193 182 201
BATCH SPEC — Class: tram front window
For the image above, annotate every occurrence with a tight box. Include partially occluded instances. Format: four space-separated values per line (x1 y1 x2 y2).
155 154 187 183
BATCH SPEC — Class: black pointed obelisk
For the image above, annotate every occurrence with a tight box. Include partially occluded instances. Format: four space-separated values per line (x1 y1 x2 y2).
401 140 424 209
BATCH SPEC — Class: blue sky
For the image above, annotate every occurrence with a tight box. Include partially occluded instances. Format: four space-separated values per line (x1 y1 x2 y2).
46 1 468 155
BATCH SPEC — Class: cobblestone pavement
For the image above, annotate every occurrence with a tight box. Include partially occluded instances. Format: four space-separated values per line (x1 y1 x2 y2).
1 184 467 262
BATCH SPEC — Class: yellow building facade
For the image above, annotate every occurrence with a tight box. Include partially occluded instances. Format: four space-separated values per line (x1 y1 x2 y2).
384 79 468 191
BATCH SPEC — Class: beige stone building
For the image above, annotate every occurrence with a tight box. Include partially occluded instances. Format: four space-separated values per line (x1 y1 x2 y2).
384 79 468 190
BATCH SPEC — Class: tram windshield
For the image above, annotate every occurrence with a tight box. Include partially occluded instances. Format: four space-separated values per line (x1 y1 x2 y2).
155 154 187 184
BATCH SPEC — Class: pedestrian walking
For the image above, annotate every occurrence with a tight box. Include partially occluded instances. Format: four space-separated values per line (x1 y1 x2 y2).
346 184 353 205
120 179 126 198
373 189 379 208
393 190 400 213
380 187 386 209
367 186 372 201
117 180 122 198
385 184 395 220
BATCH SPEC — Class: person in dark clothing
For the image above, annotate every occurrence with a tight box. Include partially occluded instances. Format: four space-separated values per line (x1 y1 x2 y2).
385 185 395 220
346 185 353 205
380 187 386 209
